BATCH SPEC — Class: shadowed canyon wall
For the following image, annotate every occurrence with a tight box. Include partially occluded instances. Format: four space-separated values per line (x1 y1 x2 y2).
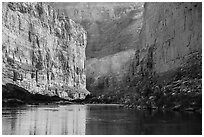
50 2 144 59
53 2 201 97
50 3 144 94
2 2 89 100
130 2 202 78
122 2 202 109
86 2 202 108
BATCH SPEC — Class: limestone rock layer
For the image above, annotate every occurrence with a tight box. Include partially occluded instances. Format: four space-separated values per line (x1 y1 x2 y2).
2 2 89 100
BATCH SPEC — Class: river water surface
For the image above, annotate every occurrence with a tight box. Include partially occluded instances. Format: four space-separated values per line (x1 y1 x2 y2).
2 104 202 135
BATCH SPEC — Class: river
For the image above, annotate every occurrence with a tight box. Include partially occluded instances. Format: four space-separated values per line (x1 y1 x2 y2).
2 104 202 135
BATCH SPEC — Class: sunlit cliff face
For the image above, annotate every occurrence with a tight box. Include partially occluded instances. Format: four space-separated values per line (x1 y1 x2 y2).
2 2 89 99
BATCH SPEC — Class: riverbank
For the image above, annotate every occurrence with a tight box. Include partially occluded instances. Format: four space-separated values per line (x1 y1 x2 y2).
2 83 202 113
83 52 202 113
2 83 73 107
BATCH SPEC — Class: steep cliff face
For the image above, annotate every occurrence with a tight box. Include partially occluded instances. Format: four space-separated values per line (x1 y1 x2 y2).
130 2 202 77
51 2 144 94
2 2 89 100
124 2 202 109
50 3 144 94
84 2 202 96
85 3 202 110
50 2 144 59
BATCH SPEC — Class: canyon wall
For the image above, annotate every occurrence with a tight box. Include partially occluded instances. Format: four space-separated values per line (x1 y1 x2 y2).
2 2 89 100
51 3 144 94
130 2 202 78
83 2 202 95
123 2 202 109
50 2 144 59
85 2 202 109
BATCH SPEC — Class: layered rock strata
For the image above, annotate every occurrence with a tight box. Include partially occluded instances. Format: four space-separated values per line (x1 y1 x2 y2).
2 2 89 100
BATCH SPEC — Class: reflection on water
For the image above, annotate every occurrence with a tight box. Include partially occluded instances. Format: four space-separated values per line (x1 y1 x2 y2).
2 105 86 135
85 105 202 135
2 104 202 135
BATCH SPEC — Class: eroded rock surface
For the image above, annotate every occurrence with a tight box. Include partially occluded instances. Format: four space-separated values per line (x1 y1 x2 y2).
2 2 89 100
